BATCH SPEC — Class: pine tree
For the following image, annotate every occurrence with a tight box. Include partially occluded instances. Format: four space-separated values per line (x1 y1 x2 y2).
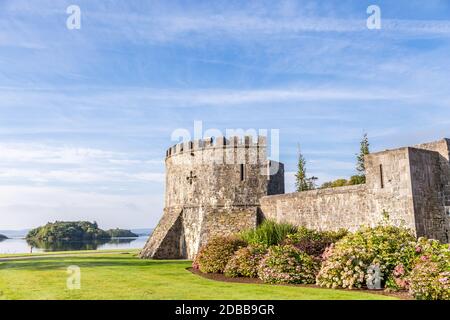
295 144 310 192
356 133 370 180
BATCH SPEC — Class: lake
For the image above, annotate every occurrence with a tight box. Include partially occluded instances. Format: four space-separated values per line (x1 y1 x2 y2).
0 236 149 254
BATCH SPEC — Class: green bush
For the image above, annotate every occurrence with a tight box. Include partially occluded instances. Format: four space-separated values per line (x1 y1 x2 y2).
285 227 348 257
193 236 247 274
348 175 366 185
407 238 450 300
321 175 366 188
316 225 416 289
224 245 267 278
239 220 298 247
321 179 348 189
257 245 319 284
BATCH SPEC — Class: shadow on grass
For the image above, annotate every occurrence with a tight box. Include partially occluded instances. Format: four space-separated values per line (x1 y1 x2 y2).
0 255 191 271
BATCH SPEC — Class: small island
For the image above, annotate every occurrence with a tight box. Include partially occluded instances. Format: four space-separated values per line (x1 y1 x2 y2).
26 221 138 242
0 234 8 240
107 228 139 238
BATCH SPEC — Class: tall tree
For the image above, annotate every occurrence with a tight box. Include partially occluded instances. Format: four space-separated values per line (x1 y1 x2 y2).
295 144 310 192
356 133 370 177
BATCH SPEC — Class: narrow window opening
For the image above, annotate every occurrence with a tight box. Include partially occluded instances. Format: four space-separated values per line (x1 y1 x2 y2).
380 164 384 188
240 164 245 181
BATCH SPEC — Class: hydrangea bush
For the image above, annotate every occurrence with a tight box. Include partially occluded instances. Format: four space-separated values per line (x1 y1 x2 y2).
193 236 247 274
407 238 450 300
257 244 319 284
285 227 348 257
316 225 417 289
224 245 267 278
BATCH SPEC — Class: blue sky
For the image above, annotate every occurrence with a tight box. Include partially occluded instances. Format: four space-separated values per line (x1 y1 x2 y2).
0 0 450 230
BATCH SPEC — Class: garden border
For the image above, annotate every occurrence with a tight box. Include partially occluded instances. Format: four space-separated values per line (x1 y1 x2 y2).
187 268 412 300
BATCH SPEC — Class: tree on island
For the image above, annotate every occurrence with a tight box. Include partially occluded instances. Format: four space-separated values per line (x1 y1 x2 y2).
26 221 138 242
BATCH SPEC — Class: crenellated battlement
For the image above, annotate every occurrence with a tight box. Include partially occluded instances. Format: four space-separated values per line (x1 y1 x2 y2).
165 135 267 158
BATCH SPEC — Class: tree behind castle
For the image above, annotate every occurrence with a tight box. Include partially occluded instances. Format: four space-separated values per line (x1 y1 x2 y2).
295 144 317 192
355 133 370 184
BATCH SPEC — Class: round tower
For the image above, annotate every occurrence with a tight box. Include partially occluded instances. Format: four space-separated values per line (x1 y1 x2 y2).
140 135 284 259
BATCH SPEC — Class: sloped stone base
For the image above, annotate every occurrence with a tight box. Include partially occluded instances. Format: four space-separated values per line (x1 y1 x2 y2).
139 208 185 259
140 206 259 259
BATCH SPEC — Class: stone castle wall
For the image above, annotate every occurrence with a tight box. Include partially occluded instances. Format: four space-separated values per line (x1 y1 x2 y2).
365 147 416 231
410 140 450 242
260 184 370 232
260 140 450 243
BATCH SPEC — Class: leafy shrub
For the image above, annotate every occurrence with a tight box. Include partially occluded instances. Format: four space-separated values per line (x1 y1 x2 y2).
316 225 416 289
407 238 450 300
321 175 366 188
321 179 348 189
239 220 298 247
348 175 366 185
193 236 247 274
224 245 267 278
285 227 348 257
257 245 319 284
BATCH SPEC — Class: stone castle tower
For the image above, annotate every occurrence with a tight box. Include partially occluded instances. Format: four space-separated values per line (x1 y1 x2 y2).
140 136 284 259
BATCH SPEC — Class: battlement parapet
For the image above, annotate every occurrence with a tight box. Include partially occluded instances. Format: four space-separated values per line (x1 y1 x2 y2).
165 135 267 158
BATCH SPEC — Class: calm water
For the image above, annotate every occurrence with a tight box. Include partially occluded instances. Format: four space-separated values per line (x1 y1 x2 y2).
0 236 149 254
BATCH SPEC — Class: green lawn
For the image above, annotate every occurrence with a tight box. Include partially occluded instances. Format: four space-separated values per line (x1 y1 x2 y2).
0 251 396 300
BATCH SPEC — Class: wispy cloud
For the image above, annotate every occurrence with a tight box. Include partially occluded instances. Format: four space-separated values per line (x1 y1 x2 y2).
0 143 164 185
0 185 163 229
0 85 422 109
1 1 450 229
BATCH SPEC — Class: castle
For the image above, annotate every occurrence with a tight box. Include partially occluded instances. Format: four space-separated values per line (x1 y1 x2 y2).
140 136 450 259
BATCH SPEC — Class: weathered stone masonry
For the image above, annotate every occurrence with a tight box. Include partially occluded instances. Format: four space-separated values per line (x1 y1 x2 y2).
140 136 284 259
260 139 450 243
141 137 450 260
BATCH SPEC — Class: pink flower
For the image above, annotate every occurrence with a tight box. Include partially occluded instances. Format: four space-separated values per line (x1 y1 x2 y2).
420 255 429 262
394 264 405 276
415 246 422 253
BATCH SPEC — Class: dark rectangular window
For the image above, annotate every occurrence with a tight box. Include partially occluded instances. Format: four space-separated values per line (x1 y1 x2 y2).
380 164 384 188
240 164 245 181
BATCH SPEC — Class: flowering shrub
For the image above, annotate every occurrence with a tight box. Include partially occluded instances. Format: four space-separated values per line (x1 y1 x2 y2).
316 244 370 289
285 227 348 257
194 236 247 274
224 245 267 278
257 245 319 284
407 238 450 300
316 225 416 289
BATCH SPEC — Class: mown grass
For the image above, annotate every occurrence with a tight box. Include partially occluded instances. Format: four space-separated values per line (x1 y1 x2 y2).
0 249 137 259
0 251 396 300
